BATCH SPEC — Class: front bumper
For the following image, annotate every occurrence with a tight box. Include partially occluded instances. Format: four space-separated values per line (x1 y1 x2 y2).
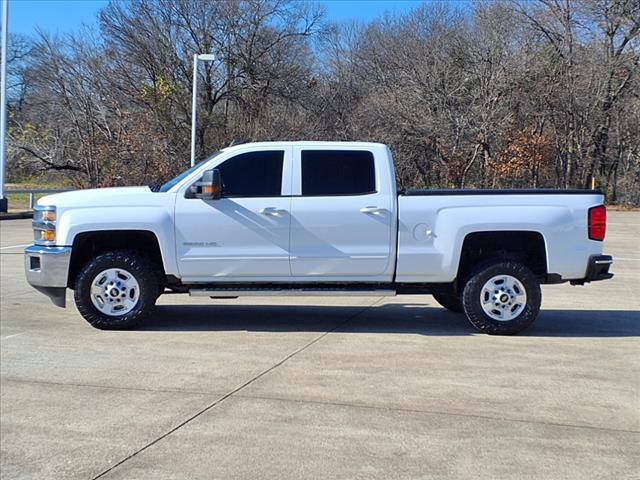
570 254 614 285
24 245 72 307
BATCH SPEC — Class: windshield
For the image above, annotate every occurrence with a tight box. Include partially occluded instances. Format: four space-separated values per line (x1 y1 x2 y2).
157 151 224 192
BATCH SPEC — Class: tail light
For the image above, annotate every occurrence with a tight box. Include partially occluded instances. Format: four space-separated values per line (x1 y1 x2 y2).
588 205 606 241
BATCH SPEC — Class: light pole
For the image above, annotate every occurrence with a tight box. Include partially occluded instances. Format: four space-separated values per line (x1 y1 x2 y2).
0 0 9 212
190 53 216 167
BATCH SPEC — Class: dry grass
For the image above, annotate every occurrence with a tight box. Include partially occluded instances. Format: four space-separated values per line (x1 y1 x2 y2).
4 182 70 213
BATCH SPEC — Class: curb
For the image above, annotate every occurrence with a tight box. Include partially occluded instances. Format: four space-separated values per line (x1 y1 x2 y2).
0 212 33 220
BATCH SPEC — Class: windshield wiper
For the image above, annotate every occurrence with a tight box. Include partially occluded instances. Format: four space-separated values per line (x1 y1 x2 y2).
148 183 162 192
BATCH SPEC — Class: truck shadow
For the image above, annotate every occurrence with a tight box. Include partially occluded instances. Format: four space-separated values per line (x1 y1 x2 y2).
139 303 640 338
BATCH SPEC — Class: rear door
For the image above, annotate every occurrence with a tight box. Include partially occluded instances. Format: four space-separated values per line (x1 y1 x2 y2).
289 147 395 280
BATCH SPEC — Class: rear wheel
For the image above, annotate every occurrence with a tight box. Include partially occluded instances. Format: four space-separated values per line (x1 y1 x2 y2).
74 250 159 330
432 293 463 313
461 260 541 335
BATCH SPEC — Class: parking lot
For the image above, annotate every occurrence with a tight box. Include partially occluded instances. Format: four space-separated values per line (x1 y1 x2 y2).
1 212 639 479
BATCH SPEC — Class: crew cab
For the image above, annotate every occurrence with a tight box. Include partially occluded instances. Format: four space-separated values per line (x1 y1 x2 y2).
24 142 613 334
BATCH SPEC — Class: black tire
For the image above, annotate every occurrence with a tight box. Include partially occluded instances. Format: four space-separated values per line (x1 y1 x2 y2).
432 293 463 313
74 250 160 330
461 260 541 335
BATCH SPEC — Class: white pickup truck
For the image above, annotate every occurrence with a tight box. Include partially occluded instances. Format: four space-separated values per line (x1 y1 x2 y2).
25 141 613 334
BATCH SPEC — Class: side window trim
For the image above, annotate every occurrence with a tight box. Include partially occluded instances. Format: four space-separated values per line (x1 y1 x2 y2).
281 145 294 196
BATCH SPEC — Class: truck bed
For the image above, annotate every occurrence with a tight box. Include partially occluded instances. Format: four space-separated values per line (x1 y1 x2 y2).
395 190 605 283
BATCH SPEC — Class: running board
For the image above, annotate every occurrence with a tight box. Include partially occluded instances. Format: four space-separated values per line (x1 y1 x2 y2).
189 288 397 298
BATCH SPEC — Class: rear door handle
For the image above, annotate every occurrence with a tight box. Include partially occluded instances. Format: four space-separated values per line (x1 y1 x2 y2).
360 206 385 215
260 207 286 216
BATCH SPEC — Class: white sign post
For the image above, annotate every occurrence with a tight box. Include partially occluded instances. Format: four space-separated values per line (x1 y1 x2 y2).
0 0 9 212
190 53 216 167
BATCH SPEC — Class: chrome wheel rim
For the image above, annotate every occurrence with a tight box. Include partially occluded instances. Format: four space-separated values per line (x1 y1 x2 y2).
90 268 140 316
480 274 527 321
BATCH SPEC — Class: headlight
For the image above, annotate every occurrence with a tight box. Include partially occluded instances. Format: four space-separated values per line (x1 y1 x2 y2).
41 210 56 222
33 206 56 245
34 206 56 223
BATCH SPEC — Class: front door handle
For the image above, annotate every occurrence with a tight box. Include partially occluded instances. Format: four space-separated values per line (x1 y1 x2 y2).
360 206 385 215
260 207 286 216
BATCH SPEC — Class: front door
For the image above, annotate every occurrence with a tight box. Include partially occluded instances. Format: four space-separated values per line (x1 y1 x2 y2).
175 148 292 282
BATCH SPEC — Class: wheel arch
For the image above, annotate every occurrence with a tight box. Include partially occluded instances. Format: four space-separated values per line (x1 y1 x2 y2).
67 230 165 288
456 230 548 287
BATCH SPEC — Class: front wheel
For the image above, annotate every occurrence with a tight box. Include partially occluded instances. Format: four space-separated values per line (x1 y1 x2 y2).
461 260 541 335
74 250 159 330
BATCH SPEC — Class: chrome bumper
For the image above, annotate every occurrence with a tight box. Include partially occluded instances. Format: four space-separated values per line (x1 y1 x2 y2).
24 245 71 307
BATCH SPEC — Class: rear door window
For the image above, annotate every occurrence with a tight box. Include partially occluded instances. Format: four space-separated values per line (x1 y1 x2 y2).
301 150 375 196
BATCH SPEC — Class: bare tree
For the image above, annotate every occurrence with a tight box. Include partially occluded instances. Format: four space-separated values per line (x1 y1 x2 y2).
6 0 640 204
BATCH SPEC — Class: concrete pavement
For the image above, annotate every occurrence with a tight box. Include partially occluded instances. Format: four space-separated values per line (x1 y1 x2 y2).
1 214 639 479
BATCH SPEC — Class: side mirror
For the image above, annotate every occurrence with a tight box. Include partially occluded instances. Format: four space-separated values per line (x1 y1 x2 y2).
196 169 222 200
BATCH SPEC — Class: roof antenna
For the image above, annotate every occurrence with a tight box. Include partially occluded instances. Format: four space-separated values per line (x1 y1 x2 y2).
228 138 248 147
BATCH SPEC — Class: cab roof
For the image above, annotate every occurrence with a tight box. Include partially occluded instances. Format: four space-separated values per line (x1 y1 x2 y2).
221 141 387 151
